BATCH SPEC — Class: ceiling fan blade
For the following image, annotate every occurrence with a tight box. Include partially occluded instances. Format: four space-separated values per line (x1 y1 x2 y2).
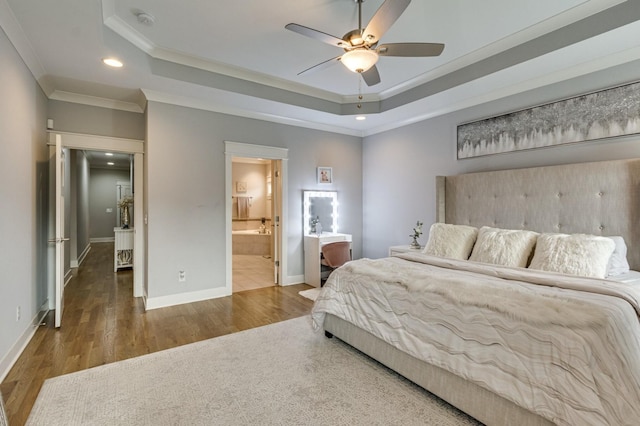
285 23 347 48
361 65 381 86
377 42 445 57
363 0 411 45
297 56 342 76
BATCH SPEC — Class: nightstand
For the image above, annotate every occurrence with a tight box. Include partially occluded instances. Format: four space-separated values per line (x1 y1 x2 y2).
388 245 423 256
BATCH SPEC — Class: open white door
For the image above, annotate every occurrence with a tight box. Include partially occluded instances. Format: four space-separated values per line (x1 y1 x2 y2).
51 134 67 328
271 161 282 284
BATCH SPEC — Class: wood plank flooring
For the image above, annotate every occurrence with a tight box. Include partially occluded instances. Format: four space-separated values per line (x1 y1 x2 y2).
1 243 314 426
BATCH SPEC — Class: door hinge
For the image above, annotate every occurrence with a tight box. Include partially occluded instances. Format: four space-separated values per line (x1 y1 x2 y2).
275 171 280 178
275 261 280 267
275 215 280 223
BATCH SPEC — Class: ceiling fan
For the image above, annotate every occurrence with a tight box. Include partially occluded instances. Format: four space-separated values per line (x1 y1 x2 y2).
285 0 444 86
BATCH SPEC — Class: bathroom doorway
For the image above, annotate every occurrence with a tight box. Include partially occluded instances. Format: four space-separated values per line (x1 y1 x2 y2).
224 141 288 294
231 157 276 292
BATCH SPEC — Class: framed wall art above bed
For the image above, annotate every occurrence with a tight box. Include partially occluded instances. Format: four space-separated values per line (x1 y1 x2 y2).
457 80 640 159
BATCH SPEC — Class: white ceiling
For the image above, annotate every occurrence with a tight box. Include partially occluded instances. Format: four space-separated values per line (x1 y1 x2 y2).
2 0 640 136
85 150 131 170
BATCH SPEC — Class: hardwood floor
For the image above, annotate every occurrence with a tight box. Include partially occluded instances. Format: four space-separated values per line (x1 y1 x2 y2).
1 243 314 426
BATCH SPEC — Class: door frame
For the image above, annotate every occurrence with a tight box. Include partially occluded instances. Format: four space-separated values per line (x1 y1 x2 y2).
48 132 145 302
224 141 289 291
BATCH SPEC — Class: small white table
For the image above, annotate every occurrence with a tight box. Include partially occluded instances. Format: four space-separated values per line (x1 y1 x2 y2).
114 227 134 271
388 245 423 256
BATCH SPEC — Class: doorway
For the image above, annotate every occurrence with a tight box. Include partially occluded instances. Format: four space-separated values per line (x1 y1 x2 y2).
224 142 288 293
48 132 144 327
231 157 281 292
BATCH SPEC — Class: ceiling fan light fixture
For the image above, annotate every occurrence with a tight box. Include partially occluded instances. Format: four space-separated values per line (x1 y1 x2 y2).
341 49 378 73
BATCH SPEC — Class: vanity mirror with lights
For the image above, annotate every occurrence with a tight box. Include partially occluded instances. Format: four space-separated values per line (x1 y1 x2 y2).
303 190 352 287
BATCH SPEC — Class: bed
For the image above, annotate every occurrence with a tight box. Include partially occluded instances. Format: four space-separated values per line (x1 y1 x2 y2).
311 159 640 426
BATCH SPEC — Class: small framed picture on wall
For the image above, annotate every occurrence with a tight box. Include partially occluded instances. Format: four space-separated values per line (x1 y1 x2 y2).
317 167 333 184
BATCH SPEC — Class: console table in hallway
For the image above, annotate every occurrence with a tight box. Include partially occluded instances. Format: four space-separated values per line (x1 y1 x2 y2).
114 227 134 271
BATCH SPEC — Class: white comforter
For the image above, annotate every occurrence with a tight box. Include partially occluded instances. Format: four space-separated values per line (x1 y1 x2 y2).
311 253 640 426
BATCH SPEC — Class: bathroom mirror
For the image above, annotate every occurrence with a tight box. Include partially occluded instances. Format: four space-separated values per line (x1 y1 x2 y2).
303 190 338 235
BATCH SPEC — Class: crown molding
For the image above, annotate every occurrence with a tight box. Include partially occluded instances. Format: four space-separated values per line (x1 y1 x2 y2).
141 89 364 137
0 0 46 80
49 90 145 113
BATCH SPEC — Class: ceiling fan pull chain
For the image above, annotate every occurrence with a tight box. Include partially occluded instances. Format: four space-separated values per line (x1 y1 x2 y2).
357 75 363 109
358 0 363 34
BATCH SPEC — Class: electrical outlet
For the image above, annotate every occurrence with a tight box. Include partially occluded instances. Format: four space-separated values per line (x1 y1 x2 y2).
16 306 20 322
178 270 186 282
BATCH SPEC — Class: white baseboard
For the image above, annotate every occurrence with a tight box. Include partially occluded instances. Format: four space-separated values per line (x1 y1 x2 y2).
64 269 73 287
70 243 90 268
90 237 114 243
282 274 305 286
144 286 232 311
0 301 48 383
74 244 91 267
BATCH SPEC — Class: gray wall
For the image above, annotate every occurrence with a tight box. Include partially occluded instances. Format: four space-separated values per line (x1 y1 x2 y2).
48 100 145 140
363 59 640 259
89 168 131 239
146 101 363 299
0 26 49 376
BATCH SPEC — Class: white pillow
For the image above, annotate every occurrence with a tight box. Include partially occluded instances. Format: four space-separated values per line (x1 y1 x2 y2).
529 233 616 278
422 223 478 260
606 236 630 277
469 226 539 268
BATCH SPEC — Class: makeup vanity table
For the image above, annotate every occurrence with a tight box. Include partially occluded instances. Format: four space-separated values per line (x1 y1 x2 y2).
304 232 352 287
303 190 351 287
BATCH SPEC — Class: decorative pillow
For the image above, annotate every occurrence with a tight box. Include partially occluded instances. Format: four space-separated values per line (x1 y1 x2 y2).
469 226 539 268
529 233 616 278
422 223 478 260
606 236 630 277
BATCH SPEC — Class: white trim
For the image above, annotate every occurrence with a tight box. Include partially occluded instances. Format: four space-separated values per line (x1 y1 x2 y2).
144 287 231 310
64 269 73 287
0 302 48 383
224 141 288 160
49 90 144 113
48 131 144 153
133 153 144 298
225 142 289 292
49 132 145 305
90 237 115 243
72 244 91 268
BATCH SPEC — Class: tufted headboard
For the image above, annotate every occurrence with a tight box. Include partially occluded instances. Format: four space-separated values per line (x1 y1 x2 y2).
436 159 640 270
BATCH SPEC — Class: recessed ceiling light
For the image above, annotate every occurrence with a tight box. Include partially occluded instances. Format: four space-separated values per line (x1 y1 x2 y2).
107 162 115 166
102 58 123 68
105 152 114 156
355 116 366 121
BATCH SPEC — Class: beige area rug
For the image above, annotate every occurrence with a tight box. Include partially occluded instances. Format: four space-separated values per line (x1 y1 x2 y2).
27 317 481 426
298 287 321 301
